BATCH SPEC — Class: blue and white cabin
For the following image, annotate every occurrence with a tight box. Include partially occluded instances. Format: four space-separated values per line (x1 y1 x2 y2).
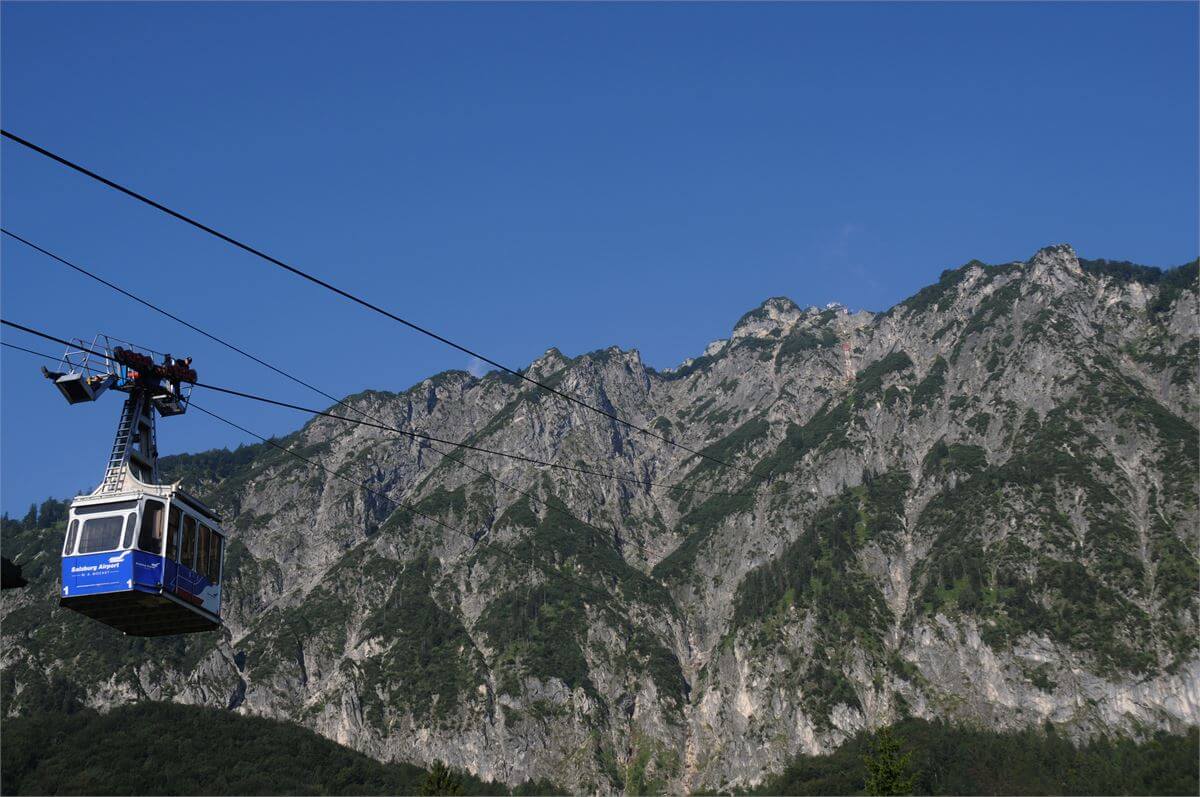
43 337 226 636
61 486 224 636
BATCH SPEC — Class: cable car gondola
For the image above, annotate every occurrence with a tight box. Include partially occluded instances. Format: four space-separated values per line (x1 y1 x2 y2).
46 336 226 636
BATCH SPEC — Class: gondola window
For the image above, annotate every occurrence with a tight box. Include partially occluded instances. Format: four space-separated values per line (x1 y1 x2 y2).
198 525 211 580
181 515 197 569
78 515 124 554
138 500 165 553
63 520 79 556
209 533 223 584
122 513 137 549
166 506 182 560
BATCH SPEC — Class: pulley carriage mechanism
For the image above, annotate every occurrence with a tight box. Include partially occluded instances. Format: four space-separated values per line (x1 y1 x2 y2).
44 335 225 636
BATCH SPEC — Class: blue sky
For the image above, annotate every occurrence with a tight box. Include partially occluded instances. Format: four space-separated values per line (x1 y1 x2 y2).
2 2 1197 514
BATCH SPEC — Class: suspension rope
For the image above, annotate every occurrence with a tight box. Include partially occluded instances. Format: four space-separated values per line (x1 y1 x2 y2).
0 130 755 478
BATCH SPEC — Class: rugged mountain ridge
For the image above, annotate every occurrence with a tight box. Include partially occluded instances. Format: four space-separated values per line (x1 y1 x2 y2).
3 244 1197 793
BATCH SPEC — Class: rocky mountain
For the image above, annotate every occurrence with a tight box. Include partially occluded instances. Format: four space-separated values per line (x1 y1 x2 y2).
2 244 1197 793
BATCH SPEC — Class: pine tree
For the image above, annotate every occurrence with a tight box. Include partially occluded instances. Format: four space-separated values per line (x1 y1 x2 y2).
38 498 66 527
863 726 918 795
421 760 464 796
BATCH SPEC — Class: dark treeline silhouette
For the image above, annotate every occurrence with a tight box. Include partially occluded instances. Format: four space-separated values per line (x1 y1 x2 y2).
752 719 1198 796
2 496 69 535
1 702 560 796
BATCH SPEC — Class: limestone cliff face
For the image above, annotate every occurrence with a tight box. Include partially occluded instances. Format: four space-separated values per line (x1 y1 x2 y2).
3 246 1197 793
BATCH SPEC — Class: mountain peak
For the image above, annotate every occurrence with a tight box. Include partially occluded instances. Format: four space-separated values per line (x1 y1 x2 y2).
526 346 571 379
732 296 804 340
1027 243 1082 274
